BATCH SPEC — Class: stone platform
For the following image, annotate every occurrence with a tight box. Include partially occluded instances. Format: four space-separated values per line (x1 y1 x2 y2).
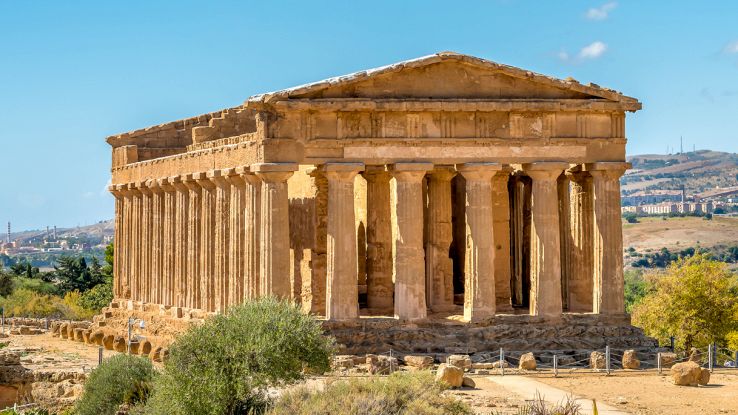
76 301 656 360
324 313 658 357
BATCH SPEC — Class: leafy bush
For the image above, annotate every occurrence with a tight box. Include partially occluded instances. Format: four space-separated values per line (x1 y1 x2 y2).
75 354 154 415
0 288 96 320
78 281 113 312
271 371 472 415
632 254 738 350
145 298 334 415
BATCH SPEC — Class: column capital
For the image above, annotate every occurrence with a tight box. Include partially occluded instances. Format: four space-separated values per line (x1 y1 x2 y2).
523 162 568 181
252 162 297 183
584 162 631 179
170 175 189 192
157 177 175 192
127 182 143 195
182 173 202 192
458 162 501 181
391 162 432 182
206 169 230 187
193 172 216 190
323 162 364 181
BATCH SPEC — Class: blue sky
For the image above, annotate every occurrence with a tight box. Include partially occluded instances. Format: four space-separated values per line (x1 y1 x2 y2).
1 1 737 230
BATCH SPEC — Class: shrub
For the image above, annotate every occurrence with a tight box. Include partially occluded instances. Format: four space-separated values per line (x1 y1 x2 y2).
75 354 154 415
145 297 334 415
270 371 472 415
78 281 113 312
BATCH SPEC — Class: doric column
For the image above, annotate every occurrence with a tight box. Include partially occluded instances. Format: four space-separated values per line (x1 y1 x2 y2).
111 185 128 299
324 163 363 320
195 172 216 312
253 163 297 299
172 176 189 308
509 175 528 307
557 173 571 310
523 162 568 318
139 183 153 304
391 162 432 320
147 179 163 305
491 168 512 311
159 178 176 307
566 168 594 312
226 169 247 306
425 166 455 312
586 162 629 315
240 168 261 300
458 162 501 322
208 170 230 313
362 166 393 311
183 175 202 309
128 183 142 302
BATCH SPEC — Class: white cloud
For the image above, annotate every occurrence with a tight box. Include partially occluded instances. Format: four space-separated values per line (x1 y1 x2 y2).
724 40 738 54
586 2 617 21
579 41 608 59
558 41 608 63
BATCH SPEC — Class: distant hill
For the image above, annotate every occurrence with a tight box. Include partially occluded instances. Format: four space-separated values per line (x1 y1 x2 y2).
623 150 738 198
8 220 113 246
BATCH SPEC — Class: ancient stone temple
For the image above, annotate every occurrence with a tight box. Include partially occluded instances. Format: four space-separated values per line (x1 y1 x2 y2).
105 52 655 354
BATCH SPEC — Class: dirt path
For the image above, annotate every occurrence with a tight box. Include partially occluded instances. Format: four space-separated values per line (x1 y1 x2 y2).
535 371 738 415
3 333 119 373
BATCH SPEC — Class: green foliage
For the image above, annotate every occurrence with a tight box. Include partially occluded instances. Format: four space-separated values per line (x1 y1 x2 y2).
54 256 105 294
0 270 14 297
622 212 639 224
271 371 472 415
75 354 154 415
623 269 647 313
0 288 95 319
78 280 113 312
632 254 738 350
145 298 334 415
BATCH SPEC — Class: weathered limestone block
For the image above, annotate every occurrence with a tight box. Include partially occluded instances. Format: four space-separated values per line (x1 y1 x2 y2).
58 323 69 339
660 352 677 368
590 351 606 370
90 330 105 346
492 360 510 369
113 336 127 353
462 377 476 388
332 355 355 370
622 350 640 369
435 364 463 388
698 368 710 386
403 355 434 369
447 355 472 371
128 340 140 355
519 352 537 370
366 354 398 374
670 361 702 386
103 334 115 350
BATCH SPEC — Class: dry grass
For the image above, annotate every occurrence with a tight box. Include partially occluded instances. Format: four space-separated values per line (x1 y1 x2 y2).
623 216 738 251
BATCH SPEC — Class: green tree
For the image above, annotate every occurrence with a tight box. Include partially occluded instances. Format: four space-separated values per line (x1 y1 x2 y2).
75 354 154 415
145 298 334 415
623 269 647 312
0 270 13 297
632 254 738 350
54 256 104 293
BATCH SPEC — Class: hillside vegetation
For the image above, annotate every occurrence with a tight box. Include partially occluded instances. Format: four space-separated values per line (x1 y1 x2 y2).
623 150 738 196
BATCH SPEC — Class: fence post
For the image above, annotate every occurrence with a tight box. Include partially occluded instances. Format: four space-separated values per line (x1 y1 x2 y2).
553 354 558 377
1 307 4 334
657 352 662 375
98 347 103 365
670 336 675 352
605 345 611 375
707 344 712 372
44 317 49 331
499 348 504 377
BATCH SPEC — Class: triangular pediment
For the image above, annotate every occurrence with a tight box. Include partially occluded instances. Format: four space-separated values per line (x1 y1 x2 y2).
248 52 639 105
